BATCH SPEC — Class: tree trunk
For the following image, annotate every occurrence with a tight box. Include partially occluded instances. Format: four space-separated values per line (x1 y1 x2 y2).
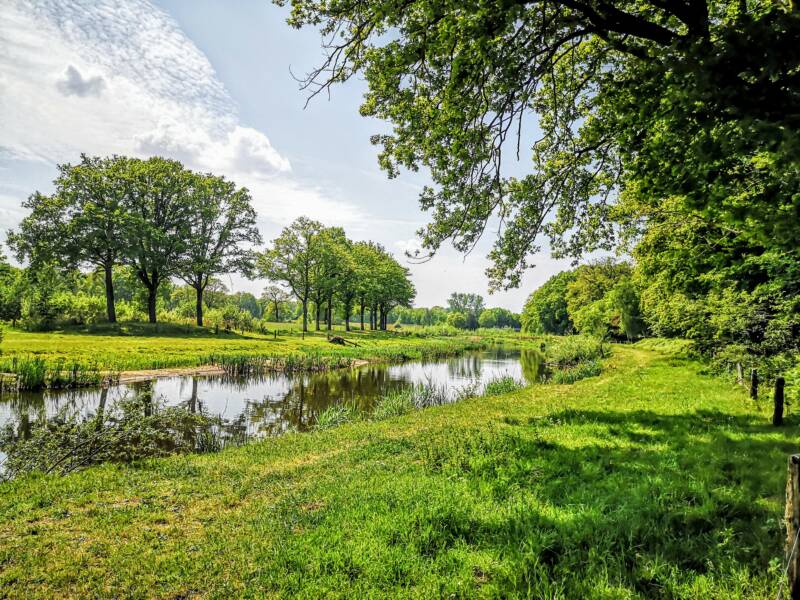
327 295 333 331
360 301 365 331
195 284 204 327
103 262 116 323
274 300 280 322
302 299 308 332
315 302 321 331
147 287 157 324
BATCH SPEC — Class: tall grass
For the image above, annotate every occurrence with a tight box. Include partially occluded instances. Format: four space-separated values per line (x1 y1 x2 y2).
0 356 104 391
543 335 606 366
547 359 603 384
211 353 355 376
483 375 525 396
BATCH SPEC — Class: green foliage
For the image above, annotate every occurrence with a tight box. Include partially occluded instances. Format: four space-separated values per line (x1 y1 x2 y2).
314 403 361 430
521 270 575 334
0 392 217 480
543 335 606 366
446 311 467 329
447 292 484 329
477 307 520 329
548 359 603 384
371 389 415 420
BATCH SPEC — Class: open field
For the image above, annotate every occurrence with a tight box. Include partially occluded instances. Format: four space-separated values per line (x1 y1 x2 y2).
0 323 523 373
0 344 790 598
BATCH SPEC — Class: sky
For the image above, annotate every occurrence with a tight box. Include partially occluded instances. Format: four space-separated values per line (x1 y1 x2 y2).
0 0 575 311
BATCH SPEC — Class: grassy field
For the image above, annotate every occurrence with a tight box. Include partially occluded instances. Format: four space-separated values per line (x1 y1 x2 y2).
0 323 519 372
0 344 791 598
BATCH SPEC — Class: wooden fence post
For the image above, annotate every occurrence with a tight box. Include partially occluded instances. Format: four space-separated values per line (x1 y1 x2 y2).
750 368 759 400
736 362 744 385
774 377 786 426
785 455 800 599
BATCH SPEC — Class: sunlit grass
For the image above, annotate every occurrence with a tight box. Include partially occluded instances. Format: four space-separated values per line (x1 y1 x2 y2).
0 346 788 598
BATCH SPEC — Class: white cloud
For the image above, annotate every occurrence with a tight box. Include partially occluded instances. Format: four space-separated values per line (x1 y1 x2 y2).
0 0 340 231
55 65 106 97
394 237 424 256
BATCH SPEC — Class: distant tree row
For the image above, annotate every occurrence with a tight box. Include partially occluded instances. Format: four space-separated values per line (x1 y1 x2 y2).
259 217 416 332
8 155 260 326
391 292 520 331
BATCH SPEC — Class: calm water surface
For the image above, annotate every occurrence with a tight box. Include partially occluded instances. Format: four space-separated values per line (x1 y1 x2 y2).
0 348 545 441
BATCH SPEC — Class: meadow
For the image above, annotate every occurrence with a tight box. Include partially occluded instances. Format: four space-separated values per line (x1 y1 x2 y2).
0 323 525 377
0 343 791 598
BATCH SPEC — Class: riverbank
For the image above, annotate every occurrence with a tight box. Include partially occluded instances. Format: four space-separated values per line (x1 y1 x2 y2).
0 345 789 598
0 324 527 389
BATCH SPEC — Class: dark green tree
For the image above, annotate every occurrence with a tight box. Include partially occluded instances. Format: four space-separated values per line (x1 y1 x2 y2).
8 155 129 323
121 157 196 324
278 0 800 292
177 173 261 327
259 217 325 332
521 271 576 334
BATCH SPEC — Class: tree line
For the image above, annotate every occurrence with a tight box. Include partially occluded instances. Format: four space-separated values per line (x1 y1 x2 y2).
6 155 416 332
8 155 260 326
392 293 520 330
259 217 415 332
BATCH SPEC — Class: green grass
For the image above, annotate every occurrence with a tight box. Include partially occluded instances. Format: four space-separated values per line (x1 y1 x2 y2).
0 346 791 598
0 323 498 375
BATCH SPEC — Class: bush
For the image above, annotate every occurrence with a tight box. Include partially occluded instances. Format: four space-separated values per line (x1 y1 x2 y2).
544 335 606 365
549 359 602 384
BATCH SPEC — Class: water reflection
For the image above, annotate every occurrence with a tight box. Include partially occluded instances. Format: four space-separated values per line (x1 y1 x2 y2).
0 348 545 444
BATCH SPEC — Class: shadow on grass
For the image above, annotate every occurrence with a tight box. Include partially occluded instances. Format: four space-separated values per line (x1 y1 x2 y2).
267 407 795 597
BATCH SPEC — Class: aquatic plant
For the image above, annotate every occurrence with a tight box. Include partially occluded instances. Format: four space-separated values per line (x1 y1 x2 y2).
314 403 361 430
483 375 525 396
371 389 415 420
548 359 603 384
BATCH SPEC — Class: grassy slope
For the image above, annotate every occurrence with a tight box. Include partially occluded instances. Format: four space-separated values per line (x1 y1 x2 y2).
0 346 792 598
1 324 502 371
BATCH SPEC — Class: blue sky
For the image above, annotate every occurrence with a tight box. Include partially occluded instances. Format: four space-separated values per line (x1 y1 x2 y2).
0 0 574 310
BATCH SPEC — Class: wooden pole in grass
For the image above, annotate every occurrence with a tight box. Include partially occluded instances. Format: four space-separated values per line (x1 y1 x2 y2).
784 455 800 599
750 368 759 400
774 377 786 427
736 362 744 385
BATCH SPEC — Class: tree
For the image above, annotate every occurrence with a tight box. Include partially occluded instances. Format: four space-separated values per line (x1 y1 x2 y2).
447 311 467 330
479 307 520 329
262 285 290 322
121 157 196 324
279 0 800 292
521 271 576 334
0 248 24 326
8 155 129 323
259 217 324 332
177 173 261 327
447 293 484 330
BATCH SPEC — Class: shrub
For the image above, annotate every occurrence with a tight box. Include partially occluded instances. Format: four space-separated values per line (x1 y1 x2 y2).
549 359 602 384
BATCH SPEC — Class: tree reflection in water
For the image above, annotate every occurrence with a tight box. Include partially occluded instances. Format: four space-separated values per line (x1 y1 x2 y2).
1 349 544 446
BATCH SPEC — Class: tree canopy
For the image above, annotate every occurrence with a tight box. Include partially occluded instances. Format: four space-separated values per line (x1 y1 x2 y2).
259 217 415 332
278 0 800 288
